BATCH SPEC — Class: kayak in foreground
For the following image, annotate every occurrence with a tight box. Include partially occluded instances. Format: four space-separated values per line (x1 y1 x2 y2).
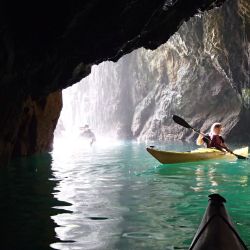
189 194 247 250
146 147 248 164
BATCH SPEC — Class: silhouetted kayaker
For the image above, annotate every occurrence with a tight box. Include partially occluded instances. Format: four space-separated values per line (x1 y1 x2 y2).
80 125 96 146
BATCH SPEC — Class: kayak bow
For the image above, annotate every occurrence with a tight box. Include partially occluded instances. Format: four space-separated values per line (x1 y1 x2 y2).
189 194 247 250
146 147 248 164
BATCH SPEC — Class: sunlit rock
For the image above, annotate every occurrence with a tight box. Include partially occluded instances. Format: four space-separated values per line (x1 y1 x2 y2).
59 0 249 142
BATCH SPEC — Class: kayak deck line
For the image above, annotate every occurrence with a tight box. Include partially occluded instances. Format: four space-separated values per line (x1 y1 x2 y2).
146 146 249 164
189 194 247 250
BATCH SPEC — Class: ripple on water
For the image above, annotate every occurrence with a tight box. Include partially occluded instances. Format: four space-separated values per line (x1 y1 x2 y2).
49 141 250 249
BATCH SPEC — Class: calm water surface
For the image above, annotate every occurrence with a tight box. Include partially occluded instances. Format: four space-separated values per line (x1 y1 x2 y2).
1 139 250 249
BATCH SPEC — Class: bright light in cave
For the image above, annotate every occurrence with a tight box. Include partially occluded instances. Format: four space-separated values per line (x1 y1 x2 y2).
53 63 123 152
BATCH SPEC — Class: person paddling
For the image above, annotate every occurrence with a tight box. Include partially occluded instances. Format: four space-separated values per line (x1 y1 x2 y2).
172 115 247 159
196 123 233 153
209 123 233 153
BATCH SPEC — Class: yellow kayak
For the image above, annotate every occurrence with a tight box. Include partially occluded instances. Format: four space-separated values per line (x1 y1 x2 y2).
146 146 249 164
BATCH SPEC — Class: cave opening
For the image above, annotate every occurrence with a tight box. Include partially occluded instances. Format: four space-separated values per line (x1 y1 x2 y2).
1 0 250 249
54 0 250 149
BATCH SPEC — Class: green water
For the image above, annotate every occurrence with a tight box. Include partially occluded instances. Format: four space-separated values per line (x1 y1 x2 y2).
0 141 250 249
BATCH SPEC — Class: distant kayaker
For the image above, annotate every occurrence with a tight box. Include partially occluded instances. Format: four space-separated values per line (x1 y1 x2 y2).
196 123 233 153
80 125 96 146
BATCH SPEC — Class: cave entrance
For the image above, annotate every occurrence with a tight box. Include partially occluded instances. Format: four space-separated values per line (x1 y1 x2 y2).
53 1 250 146
53 61 127 149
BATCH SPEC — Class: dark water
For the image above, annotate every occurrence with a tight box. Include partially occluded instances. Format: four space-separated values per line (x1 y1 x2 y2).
1 140 250 249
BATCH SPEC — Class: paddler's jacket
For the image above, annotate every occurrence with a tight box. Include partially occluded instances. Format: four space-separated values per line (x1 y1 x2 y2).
202 134 224 150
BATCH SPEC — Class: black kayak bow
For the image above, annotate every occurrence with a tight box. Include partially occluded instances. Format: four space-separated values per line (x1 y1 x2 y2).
189 194 247 250
172 115 248 160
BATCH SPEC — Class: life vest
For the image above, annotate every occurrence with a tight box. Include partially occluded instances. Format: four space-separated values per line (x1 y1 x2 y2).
210 134 224 149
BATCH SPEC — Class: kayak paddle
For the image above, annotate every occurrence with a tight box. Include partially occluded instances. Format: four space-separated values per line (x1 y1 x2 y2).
172 115 248 160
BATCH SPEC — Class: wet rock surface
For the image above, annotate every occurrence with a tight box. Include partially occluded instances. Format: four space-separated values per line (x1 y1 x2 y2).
0 91 62 166
0 0 225 165
65 0 249 142
12 91 62 157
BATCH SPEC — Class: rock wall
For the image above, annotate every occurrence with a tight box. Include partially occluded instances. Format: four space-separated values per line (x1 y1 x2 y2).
13 91 62 157
61 0 249 142
0 0 224 166
0 91 62 167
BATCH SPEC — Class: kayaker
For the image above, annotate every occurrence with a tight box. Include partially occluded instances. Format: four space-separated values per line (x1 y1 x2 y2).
196 123 233 153
209 122 233 152
80 125 96 146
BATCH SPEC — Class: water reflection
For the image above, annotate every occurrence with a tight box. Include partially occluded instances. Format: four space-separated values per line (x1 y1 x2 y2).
51 140 127 250
192 165 219 193
2 142 249 249
191 160 249 194
0 153 70 250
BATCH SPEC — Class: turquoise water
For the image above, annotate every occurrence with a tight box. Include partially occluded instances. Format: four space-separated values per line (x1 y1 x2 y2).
1 140 250 249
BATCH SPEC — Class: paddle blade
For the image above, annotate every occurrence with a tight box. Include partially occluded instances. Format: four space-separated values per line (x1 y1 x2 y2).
172 115 193 129
234 154 248 160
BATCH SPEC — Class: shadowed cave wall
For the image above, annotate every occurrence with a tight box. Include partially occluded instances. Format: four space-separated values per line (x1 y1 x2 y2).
1 0 247 166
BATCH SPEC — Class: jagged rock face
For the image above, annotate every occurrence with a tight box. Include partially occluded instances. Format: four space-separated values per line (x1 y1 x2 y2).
0 91 62 166
0 0 225 165
12 91 62 157
0 0 225 96
0 0 224 166
62 0 249 141
136 0 250 141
